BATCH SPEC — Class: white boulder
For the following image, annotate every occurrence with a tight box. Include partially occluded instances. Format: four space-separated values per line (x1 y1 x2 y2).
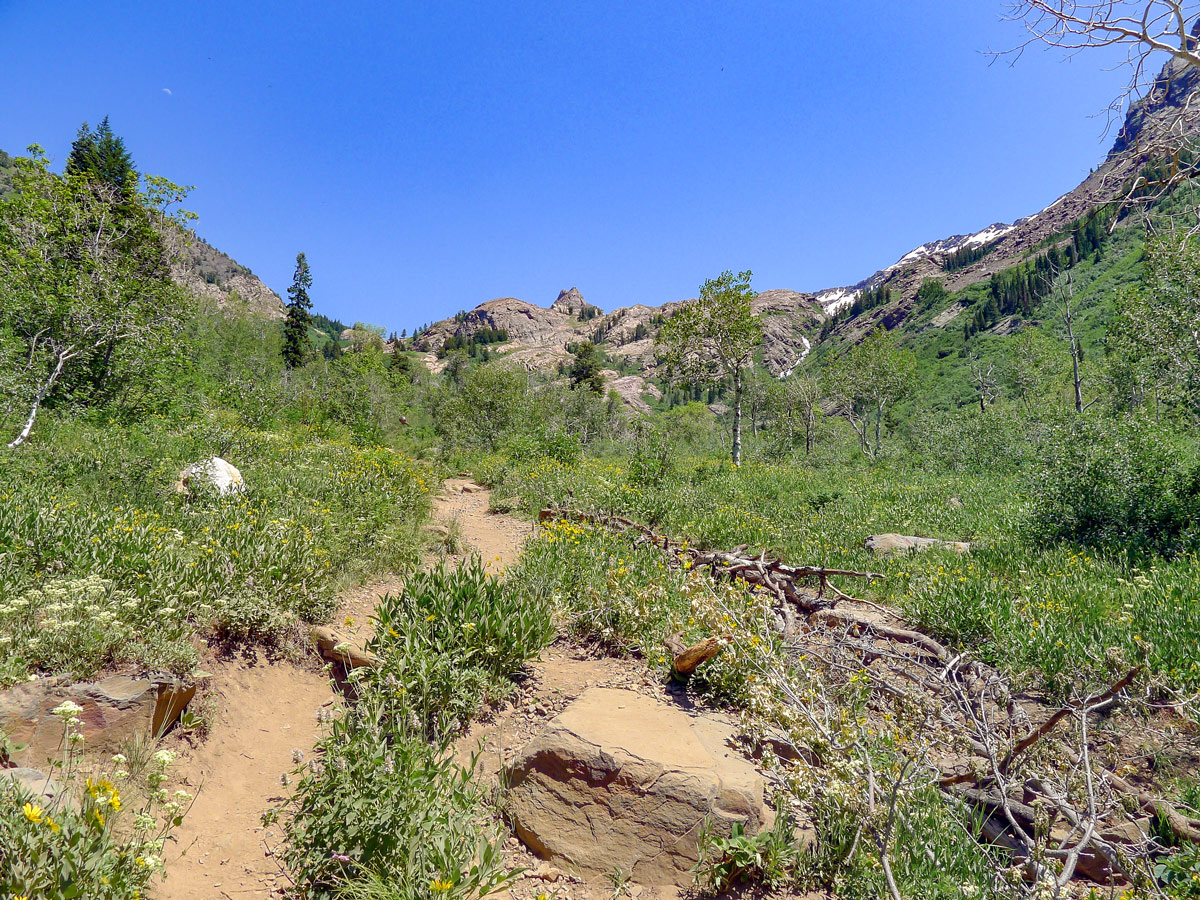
178 457 245 496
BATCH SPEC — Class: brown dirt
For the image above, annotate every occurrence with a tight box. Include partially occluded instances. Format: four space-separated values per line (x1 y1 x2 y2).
159 651 336 899
159 478 533 900
435 477 532 572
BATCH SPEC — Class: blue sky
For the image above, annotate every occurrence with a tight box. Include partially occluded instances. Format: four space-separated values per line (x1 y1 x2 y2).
0 1 1133 332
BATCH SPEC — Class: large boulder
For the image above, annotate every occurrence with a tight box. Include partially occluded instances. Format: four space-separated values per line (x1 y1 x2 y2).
178 457 244 496
0 674 195 767
504 687 769 885
865 533 970 556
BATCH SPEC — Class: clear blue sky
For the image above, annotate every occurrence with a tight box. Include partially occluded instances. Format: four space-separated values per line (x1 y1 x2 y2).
0 1 1134 332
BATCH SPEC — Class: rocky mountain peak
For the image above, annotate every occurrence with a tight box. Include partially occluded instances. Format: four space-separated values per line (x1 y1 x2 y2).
551 287 589 315
1108 20 1200 160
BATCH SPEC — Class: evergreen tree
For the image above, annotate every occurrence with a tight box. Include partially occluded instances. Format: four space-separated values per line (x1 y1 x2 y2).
282 252 313 369
569 341 606 393
67 117 136 194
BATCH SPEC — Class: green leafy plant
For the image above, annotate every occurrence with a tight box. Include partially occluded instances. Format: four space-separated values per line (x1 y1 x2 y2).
1156 844 1200 898
0 703 188 900
693 797 804 893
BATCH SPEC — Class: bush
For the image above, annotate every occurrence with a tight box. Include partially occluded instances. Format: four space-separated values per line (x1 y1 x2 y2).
0 704 188 900
268 696 512 900
1027 415 1200 555
273 559 543 900
694 797 805 892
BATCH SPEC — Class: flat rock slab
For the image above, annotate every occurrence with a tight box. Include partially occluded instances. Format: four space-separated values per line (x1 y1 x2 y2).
0 674 194 768
865 533 971 556
504 687 768 885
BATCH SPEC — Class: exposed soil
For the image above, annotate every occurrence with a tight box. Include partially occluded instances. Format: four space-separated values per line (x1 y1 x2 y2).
435 477 532 572
159 651 336 899
159 478 534 899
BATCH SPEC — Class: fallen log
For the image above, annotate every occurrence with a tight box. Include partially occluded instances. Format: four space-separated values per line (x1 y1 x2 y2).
670 636 729 678
539 506 884 614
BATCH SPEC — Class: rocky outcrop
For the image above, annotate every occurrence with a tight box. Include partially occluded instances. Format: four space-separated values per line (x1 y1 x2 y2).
177 457 245 497
415 298 575 354
504 687 769 885
605 372 663 413
752 290 826 376
172 233 285 320
0 674 195 767
864 533 971 556
550 287 593 317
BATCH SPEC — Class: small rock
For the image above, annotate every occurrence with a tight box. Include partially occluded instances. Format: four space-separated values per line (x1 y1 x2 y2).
177 457 245 497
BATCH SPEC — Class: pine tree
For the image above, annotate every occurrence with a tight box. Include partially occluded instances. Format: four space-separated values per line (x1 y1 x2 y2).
67 117 136 194
282 252 313 368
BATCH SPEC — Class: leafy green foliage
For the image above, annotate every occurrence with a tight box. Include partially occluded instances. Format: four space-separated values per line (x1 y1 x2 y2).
694 798 805 892
1027 414 1200 556
568 340 606 393
268 696 514 900
1156 844 1200 898
66 117 136 195
370 559 555 734
1 714 187 900
656 270 763 465
0 146 194 446
272 561 543 900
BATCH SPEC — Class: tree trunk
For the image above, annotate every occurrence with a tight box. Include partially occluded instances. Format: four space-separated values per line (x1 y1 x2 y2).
732 371 743 466
7 352 68 450
874 402 883 457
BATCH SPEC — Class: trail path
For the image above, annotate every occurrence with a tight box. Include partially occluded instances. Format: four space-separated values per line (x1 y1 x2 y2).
161 478 531 900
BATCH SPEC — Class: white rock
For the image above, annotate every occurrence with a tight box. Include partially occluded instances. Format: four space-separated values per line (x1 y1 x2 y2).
180 457 245 496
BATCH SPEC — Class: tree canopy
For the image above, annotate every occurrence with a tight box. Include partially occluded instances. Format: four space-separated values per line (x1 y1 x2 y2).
656 270 763 465
66 118 136 195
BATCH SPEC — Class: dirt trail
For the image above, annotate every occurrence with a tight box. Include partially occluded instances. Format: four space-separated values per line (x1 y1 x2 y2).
161 479 532 900
435 477 531 571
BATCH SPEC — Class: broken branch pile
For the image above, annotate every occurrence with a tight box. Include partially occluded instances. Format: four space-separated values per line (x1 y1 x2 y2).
538 506 1200 886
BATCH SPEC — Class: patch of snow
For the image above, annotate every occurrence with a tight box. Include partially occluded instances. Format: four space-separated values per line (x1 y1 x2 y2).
963 223 1014 248
816 287 856 314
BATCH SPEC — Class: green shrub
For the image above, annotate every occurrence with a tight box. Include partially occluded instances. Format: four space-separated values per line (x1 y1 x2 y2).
1027 415 1200 556
273 560 539 900
1156 844 1200 898
694 797 805 892
373 558 554 686
268 696 513 900
0 703 188 900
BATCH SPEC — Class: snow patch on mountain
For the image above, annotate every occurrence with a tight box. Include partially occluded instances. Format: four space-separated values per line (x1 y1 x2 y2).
815 287 856 314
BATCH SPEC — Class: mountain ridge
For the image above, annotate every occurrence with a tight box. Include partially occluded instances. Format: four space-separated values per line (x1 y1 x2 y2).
412 44 1200 377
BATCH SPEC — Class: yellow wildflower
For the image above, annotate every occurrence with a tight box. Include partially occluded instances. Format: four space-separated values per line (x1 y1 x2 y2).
22 802 44 824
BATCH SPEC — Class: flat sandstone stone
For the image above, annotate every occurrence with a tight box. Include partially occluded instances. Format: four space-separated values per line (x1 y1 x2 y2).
0 674 193 767
504 687 768 885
